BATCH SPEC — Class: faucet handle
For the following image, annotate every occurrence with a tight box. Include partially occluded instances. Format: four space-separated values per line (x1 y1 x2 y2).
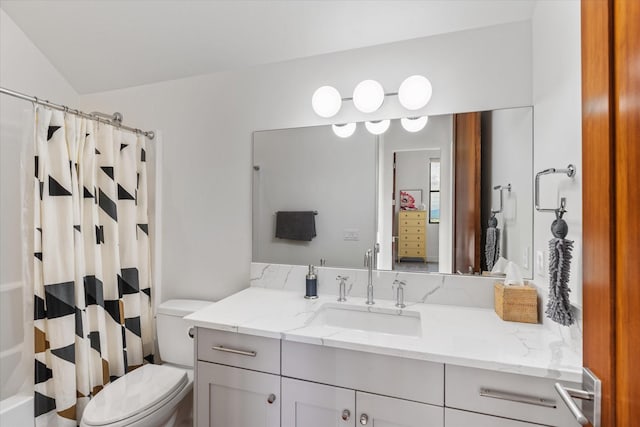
364 249 372 267
336 276 348 302
393 280 407 308
393 279 406 287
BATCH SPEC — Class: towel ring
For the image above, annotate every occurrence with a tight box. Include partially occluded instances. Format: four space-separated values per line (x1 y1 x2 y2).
535 164 576 216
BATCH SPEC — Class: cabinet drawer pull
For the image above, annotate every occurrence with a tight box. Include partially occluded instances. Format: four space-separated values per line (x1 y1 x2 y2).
341 409 351 421
212 345 257 357
267 393 276 404
479 388 556 408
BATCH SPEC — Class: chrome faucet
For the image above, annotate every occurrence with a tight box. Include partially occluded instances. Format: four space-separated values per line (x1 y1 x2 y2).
364 249 375 305
393 279 406 308
336 275 349 302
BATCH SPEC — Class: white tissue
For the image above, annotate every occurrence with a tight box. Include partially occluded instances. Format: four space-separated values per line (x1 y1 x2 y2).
491 257 509 274
504 261 525 286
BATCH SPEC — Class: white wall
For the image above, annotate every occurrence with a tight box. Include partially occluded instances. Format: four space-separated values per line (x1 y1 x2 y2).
80 21 532 302
532 0 582 348
253 125 376 268
0 9 78 399
482 107 533 277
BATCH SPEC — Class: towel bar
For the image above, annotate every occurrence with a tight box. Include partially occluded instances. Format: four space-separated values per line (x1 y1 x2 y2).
534 165 576 216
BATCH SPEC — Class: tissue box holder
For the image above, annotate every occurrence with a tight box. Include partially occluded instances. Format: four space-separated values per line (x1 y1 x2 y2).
494 282 538 324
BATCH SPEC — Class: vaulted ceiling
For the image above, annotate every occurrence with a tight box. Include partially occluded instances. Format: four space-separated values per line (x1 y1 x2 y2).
1 0 536 94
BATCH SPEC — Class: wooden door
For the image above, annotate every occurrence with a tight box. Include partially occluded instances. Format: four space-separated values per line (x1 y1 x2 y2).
582 0 640 425
393 152 398 264
281 377 355 427
356 391 444 427
453 112 482 273
196 362 280 427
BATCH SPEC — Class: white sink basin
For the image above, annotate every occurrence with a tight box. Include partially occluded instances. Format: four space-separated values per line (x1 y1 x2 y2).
306 303 422 337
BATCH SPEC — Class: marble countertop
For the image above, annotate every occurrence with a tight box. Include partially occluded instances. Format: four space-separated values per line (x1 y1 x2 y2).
186 287 582 382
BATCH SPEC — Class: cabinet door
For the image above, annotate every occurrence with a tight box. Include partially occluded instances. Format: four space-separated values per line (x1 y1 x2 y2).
282 377 355 427
196 362 280 427
356 392 444 427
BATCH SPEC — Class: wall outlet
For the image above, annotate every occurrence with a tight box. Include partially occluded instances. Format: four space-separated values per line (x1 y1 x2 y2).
536 250 545 277
343 229 360 241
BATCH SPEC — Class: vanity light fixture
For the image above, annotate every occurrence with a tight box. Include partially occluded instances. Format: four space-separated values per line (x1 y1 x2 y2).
332 123 357 138
401 116 429 132
353 79 385 113
398 75 433 110
311 86 342 118
365 119 390 135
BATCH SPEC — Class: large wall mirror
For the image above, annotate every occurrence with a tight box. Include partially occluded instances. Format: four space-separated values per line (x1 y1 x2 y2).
253 106 533 278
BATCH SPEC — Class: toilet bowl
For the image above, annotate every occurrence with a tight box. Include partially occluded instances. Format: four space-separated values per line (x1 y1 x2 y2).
80 299 213 427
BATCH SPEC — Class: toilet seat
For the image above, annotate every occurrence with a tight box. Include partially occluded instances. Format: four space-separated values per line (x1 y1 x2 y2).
82 364 189 426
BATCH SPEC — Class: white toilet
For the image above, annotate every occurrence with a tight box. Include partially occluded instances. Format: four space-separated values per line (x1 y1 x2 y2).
80 299 213 427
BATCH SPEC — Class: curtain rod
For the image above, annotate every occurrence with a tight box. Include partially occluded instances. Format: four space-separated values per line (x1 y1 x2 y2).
0 86 155 140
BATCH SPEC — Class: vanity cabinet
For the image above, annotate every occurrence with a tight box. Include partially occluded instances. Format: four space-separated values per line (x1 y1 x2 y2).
398 210 427 262
194 328 578 427
282 377 443 427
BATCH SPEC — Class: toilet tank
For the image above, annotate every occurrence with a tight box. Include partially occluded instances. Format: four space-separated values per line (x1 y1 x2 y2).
156 299 213 367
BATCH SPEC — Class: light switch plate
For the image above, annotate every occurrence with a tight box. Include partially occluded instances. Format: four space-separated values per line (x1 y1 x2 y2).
343 229 359 241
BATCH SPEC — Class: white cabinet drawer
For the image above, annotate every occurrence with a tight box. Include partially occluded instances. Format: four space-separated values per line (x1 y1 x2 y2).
445 365 580 426
282 341 444 405
445 408 546 427
196 328 280 374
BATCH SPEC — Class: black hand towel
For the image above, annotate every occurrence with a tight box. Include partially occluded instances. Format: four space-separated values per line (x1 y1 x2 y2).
275 211 317 241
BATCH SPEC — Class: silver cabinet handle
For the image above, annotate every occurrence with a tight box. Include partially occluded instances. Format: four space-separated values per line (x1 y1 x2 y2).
267 393 276 404
554 383 592 425
480 388 556 408
341 409 350 421
212 345 257 357
359 413 369 425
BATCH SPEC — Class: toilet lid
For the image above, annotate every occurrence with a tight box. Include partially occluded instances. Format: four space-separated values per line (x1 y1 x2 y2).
82 364 188 426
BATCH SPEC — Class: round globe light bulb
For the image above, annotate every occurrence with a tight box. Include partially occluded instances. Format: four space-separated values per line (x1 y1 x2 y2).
332 123 356 138
401 116 429 133
353 80 385 113
398 75 433 110
312 86 342 118
365 119 390 135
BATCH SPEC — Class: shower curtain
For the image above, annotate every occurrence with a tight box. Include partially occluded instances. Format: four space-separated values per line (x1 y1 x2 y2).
32 108 154 426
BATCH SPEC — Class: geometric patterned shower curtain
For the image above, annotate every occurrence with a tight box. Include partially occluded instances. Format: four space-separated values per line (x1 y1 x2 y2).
32 107 154 426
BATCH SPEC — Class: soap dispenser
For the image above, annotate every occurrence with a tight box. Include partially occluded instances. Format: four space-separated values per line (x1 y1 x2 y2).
305 265 318 299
